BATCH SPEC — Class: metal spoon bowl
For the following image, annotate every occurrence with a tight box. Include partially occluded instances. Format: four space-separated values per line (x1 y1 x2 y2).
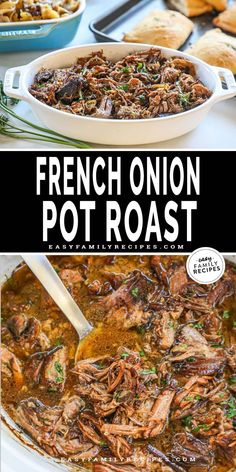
22 254 93 340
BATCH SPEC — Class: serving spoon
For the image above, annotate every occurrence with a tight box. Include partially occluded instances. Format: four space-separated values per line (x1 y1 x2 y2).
22 254 93 340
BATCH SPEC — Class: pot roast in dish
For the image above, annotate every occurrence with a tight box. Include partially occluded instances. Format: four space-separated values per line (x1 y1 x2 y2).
1 256 236 471
29 48 212 119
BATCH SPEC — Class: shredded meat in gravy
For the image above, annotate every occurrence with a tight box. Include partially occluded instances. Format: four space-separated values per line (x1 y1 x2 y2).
29 49 211 119
1 256 236 472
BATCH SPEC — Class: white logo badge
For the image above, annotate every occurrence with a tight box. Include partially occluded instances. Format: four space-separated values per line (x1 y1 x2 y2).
187 247 225 284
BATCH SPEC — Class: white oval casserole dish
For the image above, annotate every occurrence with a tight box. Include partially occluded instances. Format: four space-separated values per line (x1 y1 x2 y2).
4 43 236 145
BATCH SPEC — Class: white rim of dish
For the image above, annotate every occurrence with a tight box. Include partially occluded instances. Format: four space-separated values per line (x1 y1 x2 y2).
20 43 222 123
0 0 86 27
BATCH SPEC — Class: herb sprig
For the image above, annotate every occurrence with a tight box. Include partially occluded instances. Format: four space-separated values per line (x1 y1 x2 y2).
0 80 90 148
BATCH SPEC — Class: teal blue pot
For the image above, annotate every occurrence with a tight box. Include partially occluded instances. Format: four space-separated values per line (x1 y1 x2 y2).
0 0 86 52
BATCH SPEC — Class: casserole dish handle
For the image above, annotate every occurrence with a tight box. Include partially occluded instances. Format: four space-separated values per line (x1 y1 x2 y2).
212 66 236 102
0 23 56 41
4 66 29 102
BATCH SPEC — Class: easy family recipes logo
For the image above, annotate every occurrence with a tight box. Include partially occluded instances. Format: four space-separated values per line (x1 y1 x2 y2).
36 154 200 249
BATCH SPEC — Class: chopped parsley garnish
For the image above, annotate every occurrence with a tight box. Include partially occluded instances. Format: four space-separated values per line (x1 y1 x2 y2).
0 80 89 148
229 377 236 384
187 357 196 362
137 326 145 335
195 395 202 401
121 352 129 359
193 322 203 329
168 321 174 328
222 310 231 319
139 367 156 375
131 287 139 297
192 423 211 433
182 415 192 428
233 321 236 327
137 62 147 73
178 343 189 349
139 350 145 357
55 339 63 347
114 391 120 400
122 66 131 73
54 361 63 373
211 342 224 348
160 378 167 386
185 396 193 402
223 397 236 419
139 94 146 103
179 92 190 107
54 361 64 383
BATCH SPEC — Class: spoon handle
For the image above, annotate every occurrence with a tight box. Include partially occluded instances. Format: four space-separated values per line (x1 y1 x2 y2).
22 254 92 340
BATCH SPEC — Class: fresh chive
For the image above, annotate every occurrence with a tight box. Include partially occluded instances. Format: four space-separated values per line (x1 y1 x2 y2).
222 310 231 319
